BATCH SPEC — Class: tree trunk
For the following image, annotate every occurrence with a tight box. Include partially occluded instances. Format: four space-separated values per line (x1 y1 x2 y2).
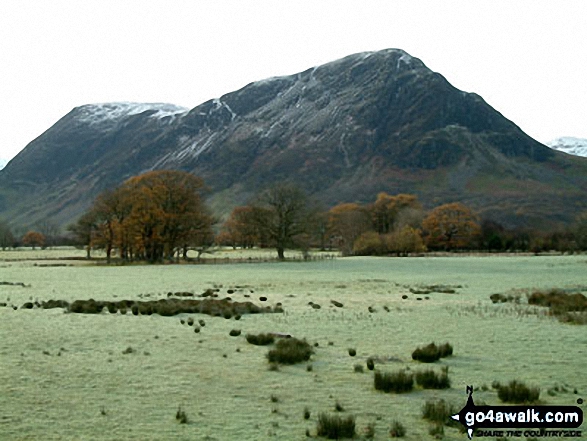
277 247 285 260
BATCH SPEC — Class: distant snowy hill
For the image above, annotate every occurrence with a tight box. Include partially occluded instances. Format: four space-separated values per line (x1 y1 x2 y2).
547 137 587 157
0 159 7 170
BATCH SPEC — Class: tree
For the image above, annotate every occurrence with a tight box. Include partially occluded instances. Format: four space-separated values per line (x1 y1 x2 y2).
220 206 265 249
574 211 587 251
371 193 421 234
384 226 426 256
67 211 98 258
22 231 45 249
327 203 372 256
73 170 213 263
0 219 15 250
252 183 316 260
422 202 481 250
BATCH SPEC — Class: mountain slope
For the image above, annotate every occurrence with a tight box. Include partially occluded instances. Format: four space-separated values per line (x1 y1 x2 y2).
1 49 586 230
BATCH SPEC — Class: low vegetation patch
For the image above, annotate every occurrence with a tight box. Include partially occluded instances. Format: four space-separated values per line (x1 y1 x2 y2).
415 367 451 389
411 342 453 363
374 369 414 393
422 398 457 425
496 380 540 403
267 338 313 365
389 420 406 438
527 288 587 324
27 296 282 319
316 413 356 439
245 333 275 346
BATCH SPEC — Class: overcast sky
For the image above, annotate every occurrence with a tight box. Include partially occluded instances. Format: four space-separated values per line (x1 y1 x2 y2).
1 0 586 162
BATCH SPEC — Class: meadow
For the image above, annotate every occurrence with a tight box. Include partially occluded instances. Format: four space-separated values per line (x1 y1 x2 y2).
0 249 585 440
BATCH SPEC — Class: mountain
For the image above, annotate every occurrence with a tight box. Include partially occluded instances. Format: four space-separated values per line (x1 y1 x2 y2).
1 49 586 231
547 137 587 157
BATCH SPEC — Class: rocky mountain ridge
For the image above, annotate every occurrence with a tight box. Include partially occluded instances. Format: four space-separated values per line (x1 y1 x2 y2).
0 49 586 230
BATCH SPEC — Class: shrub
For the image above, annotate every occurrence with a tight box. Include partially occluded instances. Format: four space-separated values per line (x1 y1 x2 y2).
415 368 451 389
366 358 375 371
316 413 355 439
334 401 344 412
354 364 364 373
389 420 406 438
348 348 356 357
245 333 275 346
353 231 385 256
497 380 540 403
374 370 414 393
267 338 313 365
229 329 241 337
303 407 311 420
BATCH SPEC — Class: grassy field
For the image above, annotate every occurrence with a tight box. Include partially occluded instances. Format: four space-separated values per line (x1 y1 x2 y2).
0 250 586 440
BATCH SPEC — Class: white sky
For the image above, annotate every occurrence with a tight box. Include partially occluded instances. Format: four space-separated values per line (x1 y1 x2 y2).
1 0 586 162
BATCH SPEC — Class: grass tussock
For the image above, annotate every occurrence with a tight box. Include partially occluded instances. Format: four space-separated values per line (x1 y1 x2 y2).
316 413 356 439
496 380 540 403
374 369 414 393
415 367 451 389
422 398 457 425
389 420 406 438
411 342 453 363
267 338 313 365
245 333 275 346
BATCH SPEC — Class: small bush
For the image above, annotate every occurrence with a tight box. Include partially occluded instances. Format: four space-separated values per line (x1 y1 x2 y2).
354 364 364 373
229 329 241 337
415 368 451 389
245 333 275 346
497 380 540 403
389 420 406 438
303 407 311 420
348 348 356 357
316 413 355 439
334 401 344 412
366 358 375 371
374 370 414 393
267 338 313 365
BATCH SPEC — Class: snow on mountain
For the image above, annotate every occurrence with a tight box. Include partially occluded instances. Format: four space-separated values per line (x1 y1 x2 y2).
547 137 587 157
74 102 189 127
0 158 7 170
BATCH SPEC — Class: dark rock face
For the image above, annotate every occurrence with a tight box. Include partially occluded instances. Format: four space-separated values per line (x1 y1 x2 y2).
0 49 586 229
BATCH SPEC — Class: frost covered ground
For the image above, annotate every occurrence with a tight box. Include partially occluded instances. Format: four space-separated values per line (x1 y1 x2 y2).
0 250 585 440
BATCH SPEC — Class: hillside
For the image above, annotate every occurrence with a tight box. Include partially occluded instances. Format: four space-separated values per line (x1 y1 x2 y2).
1 49 586 230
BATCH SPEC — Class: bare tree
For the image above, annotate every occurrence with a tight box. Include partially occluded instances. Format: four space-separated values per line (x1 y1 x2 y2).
253 183 316 260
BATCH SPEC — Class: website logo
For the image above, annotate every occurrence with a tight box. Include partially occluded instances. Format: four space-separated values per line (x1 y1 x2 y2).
451 386 583 439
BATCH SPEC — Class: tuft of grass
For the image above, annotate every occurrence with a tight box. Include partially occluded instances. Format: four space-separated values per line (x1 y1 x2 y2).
364 421 375 439
354 363 364 373
267 338 313 365
334 401 344 412
389 420 406 438
366 358 375 371
245 333 275 346
422 399 456 425
176 406 188 424
415 367 451 389
374 370 414 394
229 329 241 337
303 407 311 420
497 380 540 403
316 413 355 439
412 342 453 363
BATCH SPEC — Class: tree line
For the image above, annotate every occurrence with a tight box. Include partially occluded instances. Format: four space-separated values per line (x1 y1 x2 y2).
1 169 587 258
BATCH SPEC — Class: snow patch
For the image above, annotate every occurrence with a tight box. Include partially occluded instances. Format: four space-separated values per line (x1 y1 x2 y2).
75 102 188 126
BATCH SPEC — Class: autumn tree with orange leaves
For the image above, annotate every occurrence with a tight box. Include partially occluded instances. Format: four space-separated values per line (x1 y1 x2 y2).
73 170 213 263
422 202 480 250
22 231 46 249
327 203 372 256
